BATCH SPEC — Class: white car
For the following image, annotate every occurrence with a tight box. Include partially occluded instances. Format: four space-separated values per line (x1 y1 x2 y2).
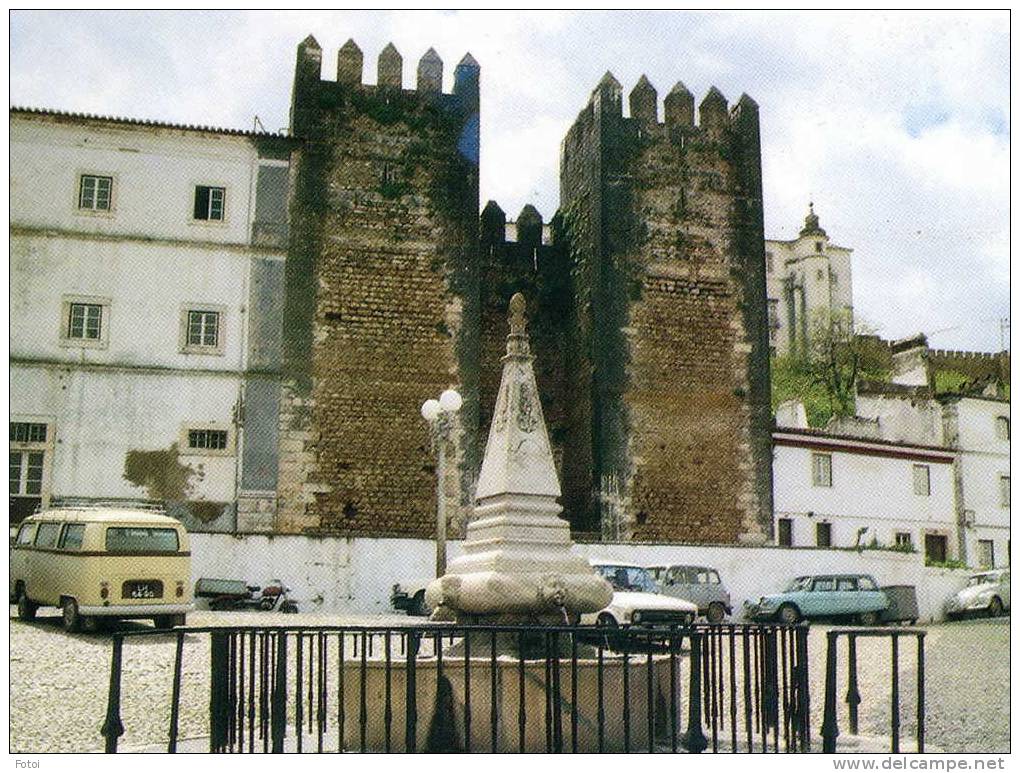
945 569 1011 620
581 561 697 626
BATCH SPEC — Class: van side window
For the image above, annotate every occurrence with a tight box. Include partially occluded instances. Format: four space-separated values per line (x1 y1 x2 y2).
15 523 36 545
34 522 61 548
59 523 86 551
105 527 179 553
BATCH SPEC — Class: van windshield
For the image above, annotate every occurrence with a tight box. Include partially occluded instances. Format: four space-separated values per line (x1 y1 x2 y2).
105 527 180 553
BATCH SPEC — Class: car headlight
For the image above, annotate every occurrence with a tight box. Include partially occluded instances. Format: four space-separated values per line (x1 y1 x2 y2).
631 611 642 624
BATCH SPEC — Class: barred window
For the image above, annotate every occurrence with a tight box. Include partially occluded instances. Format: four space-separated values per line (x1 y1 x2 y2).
10 422 47 444
188 428 228 451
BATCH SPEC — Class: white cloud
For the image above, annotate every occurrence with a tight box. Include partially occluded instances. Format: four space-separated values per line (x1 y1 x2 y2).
9 10 1009 351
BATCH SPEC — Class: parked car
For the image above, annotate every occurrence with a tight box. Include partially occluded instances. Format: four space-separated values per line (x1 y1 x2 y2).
581 561 697 627
10 506 193 631
648 564 732 623
744 574 888 625
944 569 1011 620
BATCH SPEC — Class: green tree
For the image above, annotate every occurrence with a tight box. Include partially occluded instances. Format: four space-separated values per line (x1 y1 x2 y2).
771 309 888 427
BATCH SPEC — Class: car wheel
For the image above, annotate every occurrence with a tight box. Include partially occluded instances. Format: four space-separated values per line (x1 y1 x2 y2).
706 602 726 624
62 598 81 633
857 610 880 626
409 590 431 618
988 597 1004 617
596 612 618 627
777 603 801 625
16 589 37 621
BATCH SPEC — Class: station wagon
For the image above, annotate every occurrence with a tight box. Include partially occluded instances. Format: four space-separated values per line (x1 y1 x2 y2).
745 573 888 625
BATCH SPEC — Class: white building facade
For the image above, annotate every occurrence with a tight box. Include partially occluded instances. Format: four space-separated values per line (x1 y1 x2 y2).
765 205 854 356
9 108 294 531
772 428 958 562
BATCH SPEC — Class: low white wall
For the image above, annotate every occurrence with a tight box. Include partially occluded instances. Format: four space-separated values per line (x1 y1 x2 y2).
189 534 973 622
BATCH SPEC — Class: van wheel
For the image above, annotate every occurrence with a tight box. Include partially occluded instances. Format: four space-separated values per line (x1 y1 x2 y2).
706 602 726 624
62 598 82 632
988 597 1004 617
154 615 175 630
16 590 37 621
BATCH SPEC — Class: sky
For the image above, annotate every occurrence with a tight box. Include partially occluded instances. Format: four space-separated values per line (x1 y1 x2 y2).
9 10 1010 352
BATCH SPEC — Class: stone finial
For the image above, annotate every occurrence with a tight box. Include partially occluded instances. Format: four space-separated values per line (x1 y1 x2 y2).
337 39 363 85
629 74 658 127
799 202 827 238
417 47 443 93
699 86 728 133
453 52 480 105
592 71 623 118
377 43 402 89
516 204 543 247
509 293 526 333
664 81 694 128
299 34 321 51
295 35 322 84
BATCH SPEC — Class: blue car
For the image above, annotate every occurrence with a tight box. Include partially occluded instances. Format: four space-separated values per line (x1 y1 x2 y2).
745 574 889 625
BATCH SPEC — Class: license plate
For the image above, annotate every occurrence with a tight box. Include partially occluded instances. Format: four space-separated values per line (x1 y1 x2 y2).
123 580 163 599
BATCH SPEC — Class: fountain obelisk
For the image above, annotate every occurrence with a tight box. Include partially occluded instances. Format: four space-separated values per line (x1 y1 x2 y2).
426 294 612 623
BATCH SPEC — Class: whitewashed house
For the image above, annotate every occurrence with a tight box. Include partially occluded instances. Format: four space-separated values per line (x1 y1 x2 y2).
772 426 958 561
765 205 854 356
9 108 294 531
853 337 1010 567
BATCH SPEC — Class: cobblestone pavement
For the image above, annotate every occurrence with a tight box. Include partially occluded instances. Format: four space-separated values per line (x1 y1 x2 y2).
9 610 1009 753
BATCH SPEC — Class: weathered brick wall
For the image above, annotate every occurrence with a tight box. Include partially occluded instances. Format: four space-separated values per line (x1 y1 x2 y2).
476 203 582 526
559 75 772 543
279 38 480 536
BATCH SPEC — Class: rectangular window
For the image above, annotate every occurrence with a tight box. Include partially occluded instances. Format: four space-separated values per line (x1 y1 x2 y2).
188 428 228 451
816 522 832 548
105 527 180 553
34 522 61 549
59 523 86 551
187 310 220 348
913 464 931 496
777 518 793 547
194 185 226 221
9 451 45 496
79 174 113 211
924 533 948 564
996 416 1010 440
977 539 995 569
10 422 47 443
15 523 37 546
1000 475 1010 508
895 532 913 550
67 302 103 340
811 453 832 487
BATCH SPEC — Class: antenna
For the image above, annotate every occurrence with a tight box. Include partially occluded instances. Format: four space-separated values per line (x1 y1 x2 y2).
253 115 266 133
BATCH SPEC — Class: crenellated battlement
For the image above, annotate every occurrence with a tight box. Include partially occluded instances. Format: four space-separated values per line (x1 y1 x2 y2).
294 36 478 100
562 71 759 156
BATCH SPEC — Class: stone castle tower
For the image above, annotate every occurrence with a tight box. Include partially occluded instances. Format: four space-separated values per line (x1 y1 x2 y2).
277 36 773 544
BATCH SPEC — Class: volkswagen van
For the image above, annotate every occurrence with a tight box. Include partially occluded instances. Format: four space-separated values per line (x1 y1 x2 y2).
10 506 193 631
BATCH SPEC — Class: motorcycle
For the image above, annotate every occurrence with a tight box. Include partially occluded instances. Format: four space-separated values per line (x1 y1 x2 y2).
195 577 299 613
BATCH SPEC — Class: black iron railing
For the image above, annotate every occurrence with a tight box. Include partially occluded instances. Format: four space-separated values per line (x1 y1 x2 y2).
100 622 810 754
820 628 926 753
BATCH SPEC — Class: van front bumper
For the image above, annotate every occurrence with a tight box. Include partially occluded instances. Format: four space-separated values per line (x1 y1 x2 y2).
78 603 194 617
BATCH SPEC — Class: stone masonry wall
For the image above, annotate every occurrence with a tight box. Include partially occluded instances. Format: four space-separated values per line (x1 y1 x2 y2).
560 74 772 543
278 38 480 536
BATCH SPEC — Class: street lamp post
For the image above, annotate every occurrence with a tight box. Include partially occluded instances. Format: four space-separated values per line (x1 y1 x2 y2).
421 388 462 578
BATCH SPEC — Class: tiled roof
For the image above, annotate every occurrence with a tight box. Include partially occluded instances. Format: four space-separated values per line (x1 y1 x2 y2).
10 105 295 140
